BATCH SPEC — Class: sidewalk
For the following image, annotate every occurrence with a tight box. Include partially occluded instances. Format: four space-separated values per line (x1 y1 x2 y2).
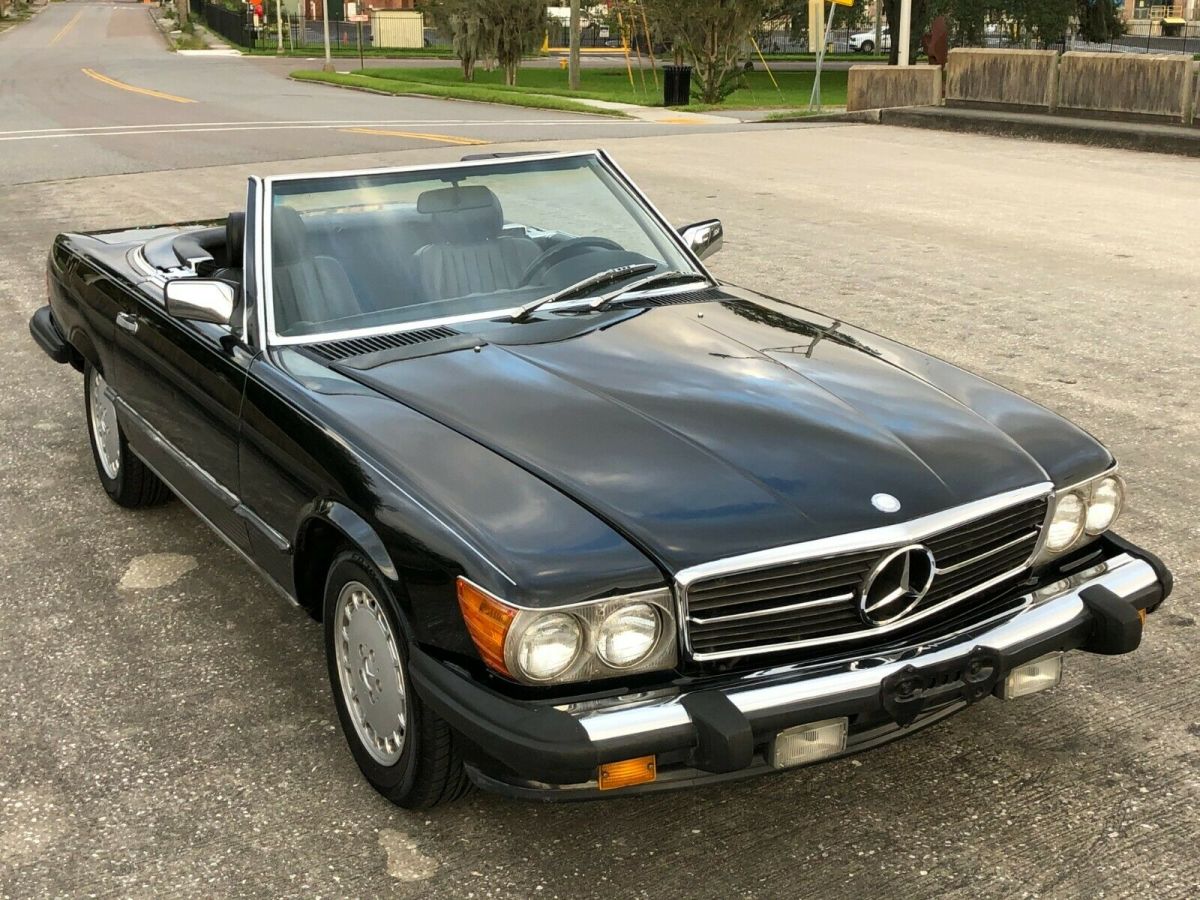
879 106 1200 157
563 97 736 124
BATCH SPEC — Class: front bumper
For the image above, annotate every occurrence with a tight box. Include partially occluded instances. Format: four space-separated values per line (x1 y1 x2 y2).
411 541 1170 800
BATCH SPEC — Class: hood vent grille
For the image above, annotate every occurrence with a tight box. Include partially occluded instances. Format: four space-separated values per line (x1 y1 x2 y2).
303 326 461 362
617 287 731 308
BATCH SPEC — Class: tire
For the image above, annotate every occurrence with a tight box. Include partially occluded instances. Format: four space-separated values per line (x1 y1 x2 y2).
861 40 875 53
323 550 473 808
83 363 170 508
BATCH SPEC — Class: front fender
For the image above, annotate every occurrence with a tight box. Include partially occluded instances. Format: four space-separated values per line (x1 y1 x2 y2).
319 500 400 582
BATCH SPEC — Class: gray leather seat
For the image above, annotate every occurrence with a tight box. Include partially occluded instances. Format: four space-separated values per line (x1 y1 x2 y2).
271 206 364 333
413 186 541 301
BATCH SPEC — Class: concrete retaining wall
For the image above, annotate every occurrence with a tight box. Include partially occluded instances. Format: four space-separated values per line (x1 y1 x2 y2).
944 48 1058 111
847 65 942 112
1057 52 1194 122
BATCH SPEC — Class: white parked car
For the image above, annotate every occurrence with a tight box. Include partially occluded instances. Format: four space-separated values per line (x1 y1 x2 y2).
849 29 889 53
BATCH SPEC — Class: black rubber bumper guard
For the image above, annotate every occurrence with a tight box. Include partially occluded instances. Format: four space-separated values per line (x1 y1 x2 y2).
29 306 73 365
411 539 1172 790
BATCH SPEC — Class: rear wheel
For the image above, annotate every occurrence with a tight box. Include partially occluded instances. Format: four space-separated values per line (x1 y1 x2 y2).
323 550 472 808
84 363 170 508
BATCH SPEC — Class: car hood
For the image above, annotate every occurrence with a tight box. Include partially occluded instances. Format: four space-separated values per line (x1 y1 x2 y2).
332 289 1109 575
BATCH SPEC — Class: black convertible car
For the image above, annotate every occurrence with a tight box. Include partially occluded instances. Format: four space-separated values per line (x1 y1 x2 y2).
30 150 1171 806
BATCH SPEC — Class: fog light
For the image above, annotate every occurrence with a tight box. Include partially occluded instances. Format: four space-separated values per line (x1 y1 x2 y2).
769 717 848 769
597 755 656 790
1002 653 1063 700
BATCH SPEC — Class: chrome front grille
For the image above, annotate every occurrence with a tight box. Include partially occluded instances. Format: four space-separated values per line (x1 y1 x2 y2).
681 490 1051 660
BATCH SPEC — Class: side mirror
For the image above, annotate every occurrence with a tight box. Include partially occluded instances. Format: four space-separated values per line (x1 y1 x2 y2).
164 279 236 326
679 219 724 261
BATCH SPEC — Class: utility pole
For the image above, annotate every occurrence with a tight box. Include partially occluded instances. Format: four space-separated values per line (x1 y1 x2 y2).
568 0 581 91
276 0 284 54
321 0 333 71
874 0 882 56
897 0 911 65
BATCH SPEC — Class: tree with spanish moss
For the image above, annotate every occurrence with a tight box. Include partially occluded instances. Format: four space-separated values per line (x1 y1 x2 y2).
417 0 492 81
482 0 547 86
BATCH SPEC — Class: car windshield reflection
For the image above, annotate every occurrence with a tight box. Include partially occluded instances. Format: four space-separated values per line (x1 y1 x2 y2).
265 153 701 341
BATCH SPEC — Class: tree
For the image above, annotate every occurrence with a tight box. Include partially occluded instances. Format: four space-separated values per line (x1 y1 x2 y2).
482 0 546 86
881 0 927 64
1076 0 1123 42
418 0 542 84
418 0 489 81
643 0 767 104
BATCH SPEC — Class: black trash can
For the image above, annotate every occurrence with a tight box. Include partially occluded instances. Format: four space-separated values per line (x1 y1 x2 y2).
663 64 693 106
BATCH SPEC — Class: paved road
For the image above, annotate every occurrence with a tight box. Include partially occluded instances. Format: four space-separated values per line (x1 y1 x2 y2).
0 0 765 186
2 7 1200 900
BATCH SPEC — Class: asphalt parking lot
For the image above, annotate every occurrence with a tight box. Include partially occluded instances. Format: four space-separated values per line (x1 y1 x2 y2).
1 125 1197 898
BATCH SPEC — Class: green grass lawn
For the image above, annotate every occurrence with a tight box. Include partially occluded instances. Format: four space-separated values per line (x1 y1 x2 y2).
290 70 629 116
365 66 849 109
248 46 456 59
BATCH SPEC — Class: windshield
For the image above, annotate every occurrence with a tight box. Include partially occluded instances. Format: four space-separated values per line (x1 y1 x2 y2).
264 153 700 340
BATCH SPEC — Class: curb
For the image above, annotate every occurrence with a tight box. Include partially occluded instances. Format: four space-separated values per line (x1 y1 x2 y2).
0 0 49 36
879 106 1200 158
758 109 880 125
286 74 630 119
147 5 176 51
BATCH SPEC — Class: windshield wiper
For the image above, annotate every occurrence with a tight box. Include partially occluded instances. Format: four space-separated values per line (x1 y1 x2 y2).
505 263 658 323
587 270 709 311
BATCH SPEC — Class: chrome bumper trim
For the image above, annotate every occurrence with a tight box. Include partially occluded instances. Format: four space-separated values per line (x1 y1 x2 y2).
577 554 1156 745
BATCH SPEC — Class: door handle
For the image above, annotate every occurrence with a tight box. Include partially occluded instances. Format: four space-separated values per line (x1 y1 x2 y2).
116 312 139 335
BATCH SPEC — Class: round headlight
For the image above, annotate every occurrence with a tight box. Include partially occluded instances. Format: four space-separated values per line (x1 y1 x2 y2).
1045 491 1086 552
1085 475 1124 534
597 603 660 668
514 613 582 681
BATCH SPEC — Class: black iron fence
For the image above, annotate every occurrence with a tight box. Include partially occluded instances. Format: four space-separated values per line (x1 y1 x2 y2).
196 0 254 47
187 1 448 51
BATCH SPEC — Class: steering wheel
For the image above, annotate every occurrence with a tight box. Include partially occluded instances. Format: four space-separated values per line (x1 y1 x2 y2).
518 236 624 286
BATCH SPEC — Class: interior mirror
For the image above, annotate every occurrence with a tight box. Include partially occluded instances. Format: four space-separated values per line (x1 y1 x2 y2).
679 219 724 260
164 279 236 326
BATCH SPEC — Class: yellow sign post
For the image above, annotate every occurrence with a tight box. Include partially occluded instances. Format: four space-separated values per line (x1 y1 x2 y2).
808 0 849 110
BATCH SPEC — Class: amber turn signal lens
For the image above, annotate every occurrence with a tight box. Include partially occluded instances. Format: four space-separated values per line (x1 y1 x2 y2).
456 578 516 677
597 755 656 791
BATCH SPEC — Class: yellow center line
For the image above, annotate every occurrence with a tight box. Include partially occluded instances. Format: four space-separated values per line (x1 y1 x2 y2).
50 9 84 45
341 127 488 147
81 68 197 105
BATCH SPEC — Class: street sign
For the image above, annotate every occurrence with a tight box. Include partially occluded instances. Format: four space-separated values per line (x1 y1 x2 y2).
348 13 368 22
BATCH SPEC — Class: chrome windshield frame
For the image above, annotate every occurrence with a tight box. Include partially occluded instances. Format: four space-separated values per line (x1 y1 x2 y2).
259 150 716 347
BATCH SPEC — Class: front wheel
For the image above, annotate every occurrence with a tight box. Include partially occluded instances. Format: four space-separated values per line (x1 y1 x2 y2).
84 363 170 508
323 550 472 808
861 40 875 53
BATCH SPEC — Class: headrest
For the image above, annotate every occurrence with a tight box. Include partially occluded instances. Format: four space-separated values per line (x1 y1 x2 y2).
271 205 308 266
224 211 245 269
416 185 503 243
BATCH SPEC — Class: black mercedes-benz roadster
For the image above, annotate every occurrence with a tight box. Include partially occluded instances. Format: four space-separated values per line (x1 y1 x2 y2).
30 150 1172 806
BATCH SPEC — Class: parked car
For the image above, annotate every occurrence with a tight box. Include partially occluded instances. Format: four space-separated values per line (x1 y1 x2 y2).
850 28 889 52
30 150 1172 807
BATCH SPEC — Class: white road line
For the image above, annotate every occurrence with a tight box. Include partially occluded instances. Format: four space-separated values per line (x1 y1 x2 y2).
0 119 644 140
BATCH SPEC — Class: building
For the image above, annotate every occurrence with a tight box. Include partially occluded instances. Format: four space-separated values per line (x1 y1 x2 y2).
1121 0 1200 36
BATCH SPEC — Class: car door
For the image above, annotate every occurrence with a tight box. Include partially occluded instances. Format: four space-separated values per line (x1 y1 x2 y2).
109 220 255 553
